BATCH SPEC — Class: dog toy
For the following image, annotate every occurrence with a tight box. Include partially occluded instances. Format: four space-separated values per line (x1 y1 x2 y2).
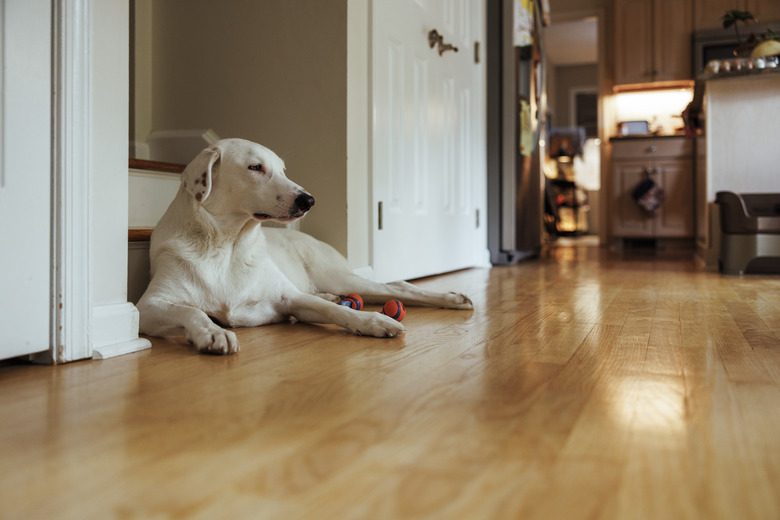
340 293 363 310
382 300 406 321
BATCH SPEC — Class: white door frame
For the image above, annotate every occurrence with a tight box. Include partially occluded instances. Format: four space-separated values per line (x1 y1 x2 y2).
39 0 93 364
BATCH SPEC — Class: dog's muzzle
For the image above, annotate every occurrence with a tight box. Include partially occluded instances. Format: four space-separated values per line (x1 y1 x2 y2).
253 192 315 221
294 193 315 214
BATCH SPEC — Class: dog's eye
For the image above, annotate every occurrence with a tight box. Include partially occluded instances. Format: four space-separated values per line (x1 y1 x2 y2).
248 164 265 173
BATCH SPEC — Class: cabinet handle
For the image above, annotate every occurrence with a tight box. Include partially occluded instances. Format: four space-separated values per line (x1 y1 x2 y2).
648 145 657 153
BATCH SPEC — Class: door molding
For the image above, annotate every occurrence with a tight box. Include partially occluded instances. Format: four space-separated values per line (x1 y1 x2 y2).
40 0 93 364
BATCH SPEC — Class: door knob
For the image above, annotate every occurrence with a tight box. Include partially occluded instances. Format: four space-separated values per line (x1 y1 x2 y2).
428 29 459 56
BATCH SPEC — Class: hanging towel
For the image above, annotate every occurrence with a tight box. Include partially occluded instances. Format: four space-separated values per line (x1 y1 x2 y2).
632 178 666 214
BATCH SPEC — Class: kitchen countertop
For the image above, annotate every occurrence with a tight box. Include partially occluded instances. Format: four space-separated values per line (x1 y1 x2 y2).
698 62 780 82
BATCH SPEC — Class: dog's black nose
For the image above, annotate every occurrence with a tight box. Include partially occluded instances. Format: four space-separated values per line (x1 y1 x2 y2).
294 193 315 212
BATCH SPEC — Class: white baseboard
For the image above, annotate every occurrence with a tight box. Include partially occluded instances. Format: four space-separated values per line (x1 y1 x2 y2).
92 302 151 360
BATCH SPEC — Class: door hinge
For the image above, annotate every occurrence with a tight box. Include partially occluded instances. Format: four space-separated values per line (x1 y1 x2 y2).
474 41 480 64
378 201 383 230
476 208 480 228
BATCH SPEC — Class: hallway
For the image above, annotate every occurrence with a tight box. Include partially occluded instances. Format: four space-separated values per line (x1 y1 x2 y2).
2 241 779 519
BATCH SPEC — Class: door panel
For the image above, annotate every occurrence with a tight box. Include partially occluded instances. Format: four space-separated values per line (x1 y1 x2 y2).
0 0 52 359
372 0 485 282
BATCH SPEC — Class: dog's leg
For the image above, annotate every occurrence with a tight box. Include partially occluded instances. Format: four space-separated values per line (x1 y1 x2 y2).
283 293 406 337
314 292 341 303
317 273 473 309
281 232 472 310
138 297 239 355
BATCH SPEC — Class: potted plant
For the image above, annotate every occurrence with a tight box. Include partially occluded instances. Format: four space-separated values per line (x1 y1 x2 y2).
722 9 780 58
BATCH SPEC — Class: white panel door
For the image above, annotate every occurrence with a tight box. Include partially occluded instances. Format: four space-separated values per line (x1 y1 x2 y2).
372 0 485 282
0 0 52 359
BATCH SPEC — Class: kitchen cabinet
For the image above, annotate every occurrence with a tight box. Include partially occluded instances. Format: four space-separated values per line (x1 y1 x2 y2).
694 0 780 30
614 0 693 86
749 0 780 23
611 137 694 241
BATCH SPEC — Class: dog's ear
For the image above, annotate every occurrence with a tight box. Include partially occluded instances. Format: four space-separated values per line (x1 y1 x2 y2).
181 147 220 203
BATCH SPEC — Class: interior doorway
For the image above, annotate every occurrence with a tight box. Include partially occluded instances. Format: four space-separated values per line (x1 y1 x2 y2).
543 15 602 239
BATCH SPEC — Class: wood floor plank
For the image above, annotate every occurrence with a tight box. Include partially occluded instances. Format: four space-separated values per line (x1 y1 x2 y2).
3 241 780 519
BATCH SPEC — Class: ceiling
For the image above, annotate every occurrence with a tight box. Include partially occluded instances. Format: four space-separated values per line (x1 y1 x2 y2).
543 18 598 66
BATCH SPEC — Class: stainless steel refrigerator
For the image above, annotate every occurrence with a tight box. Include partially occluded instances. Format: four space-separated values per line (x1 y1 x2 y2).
487 0 547 264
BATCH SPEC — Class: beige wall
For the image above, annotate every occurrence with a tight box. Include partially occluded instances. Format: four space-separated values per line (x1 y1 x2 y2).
131 0 153 156
346 0 371 269
550 64 598 128
139 0 349 256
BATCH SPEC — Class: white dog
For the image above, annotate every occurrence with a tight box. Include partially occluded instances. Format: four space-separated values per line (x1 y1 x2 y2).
137 138 473 354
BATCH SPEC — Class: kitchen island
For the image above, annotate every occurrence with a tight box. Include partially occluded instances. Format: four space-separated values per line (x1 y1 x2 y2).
696 70 780 268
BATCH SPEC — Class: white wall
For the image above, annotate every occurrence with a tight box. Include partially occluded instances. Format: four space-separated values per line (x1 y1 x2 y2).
93 0 130 306
91 0 150 359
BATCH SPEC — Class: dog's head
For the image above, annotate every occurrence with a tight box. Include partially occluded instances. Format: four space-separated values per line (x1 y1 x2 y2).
181 138 315 223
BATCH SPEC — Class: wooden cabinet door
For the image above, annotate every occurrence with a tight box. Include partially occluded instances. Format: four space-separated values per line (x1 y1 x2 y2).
654 0 693 82
692 0 778 29
614 0 655 85
750 0 780 23
695 1 780 30
612 161 654 237
615 0 693 85
693 0 747 30
655 159 695 237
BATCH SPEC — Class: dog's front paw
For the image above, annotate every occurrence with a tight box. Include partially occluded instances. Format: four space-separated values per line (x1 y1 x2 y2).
445 292 473 310
353 312 406 338
188 327 240 355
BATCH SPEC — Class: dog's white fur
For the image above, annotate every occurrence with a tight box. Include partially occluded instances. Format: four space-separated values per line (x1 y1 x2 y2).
137 138 473 354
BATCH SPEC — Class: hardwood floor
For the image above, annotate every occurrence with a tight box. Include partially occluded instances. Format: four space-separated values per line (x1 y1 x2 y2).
2 240 780 519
